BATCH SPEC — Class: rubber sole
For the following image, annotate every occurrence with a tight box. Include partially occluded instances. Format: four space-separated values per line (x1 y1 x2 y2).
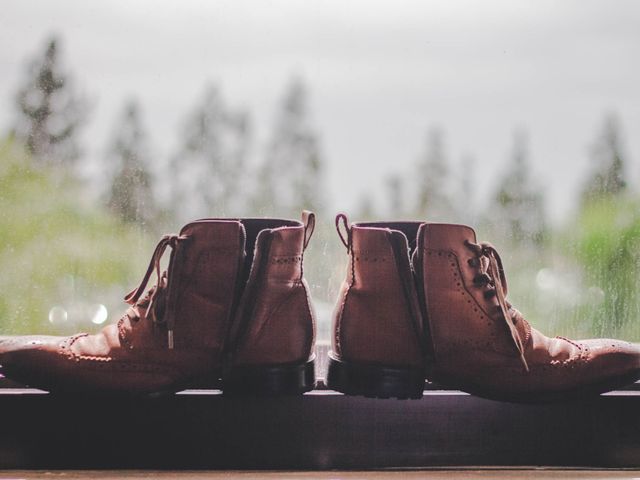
326 353 425 399
431 368 640 404
223 358 316 396
0 362 224 397
1 359 315 397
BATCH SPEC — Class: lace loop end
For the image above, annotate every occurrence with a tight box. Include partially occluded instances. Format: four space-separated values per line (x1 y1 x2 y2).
123 288 138 305
335 212 352 250
302 210 316 251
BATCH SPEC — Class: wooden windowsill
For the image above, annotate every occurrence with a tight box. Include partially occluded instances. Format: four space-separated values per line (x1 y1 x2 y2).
1 379 639 470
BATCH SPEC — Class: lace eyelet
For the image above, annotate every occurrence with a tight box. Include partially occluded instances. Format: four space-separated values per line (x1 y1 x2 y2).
484 289 497 299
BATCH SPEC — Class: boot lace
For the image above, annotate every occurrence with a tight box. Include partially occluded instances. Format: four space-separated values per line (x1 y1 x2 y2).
464 239 529 372
123 234 189 349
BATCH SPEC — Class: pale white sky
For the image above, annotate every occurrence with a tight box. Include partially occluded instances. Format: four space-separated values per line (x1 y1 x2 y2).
1 0 639 223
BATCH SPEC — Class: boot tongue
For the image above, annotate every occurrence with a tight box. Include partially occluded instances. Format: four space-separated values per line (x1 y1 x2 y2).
413 222 478 281
417 223 478 252
355 221 423 253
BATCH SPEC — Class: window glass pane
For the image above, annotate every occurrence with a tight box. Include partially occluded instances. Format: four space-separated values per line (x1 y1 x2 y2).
1 1 639 351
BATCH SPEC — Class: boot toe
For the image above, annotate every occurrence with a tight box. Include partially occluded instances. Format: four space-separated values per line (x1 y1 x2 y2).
0 335 68 387
579 338 640 386
0 335 65 358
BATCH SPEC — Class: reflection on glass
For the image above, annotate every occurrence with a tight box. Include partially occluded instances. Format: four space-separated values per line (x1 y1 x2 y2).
90 304 108 325
48 306 68 325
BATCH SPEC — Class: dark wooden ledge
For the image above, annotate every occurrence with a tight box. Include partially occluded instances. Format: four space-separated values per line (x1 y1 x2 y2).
1 379 639 470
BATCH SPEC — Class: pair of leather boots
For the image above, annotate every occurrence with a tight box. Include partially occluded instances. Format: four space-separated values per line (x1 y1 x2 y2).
1 212 639 402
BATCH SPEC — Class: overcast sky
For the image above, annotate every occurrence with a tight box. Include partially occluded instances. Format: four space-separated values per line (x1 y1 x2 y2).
1 0 639 223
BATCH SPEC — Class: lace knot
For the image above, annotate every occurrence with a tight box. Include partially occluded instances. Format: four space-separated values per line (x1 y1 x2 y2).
465 239 529 372
123 233 189 349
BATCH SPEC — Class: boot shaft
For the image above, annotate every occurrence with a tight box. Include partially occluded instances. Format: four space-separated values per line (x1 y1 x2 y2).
332 215 423 368
169 220 246 353
128 214 317 368
228 213 317 366
121 220 246 356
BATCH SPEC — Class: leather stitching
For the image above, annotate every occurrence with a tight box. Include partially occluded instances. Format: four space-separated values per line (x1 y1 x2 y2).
555 336 585 364
271 255 302 265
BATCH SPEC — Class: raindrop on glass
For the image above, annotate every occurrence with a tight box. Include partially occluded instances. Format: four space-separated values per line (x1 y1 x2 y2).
48 306 68 324
587 286 605 305
535 268 555 290
90 304 108 325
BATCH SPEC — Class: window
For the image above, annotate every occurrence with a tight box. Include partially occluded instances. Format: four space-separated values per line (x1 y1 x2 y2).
1 1 639 365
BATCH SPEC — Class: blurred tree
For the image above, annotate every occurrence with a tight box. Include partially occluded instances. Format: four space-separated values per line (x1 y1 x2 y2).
254 77 324 216
357 193 376 220
170 85 250 219
492 130 546 245
458 154 476 224
106 101 155 224
415 127 453 220
13 36 87 166
571 115 637 337
581 113 627 204
386 174 404 218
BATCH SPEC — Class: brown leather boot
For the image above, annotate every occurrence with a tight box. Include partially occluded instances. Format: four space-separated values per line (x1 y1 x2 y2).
222 211 317 395
0 214 317 395
326 214 426 399
415 222 640 402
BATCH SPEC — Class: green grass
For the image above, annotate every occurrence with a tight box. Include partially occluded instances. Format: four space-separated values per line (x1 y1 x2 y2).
0 139 154 335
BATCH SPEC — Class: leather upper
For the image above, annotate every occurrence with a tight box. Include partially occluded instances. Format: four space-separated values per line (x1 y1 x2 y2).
229 219 316 366
332 220 424 368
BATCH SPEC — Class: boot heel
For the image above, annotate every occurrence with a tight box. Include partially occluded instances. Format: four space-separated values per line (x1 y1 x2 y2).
223 358 316 396
326 353 424 399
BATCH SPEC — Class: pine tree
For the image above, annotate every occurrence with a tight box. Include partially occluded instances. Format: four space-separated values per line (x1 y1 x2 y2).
581 113 627 204
14 36 87 166
415 127 453 220
356 193 376 220
386 174 404 218
458 154 476 224
107 101 154 224
254 77 324 216
170 85 250 219
492 130 546 244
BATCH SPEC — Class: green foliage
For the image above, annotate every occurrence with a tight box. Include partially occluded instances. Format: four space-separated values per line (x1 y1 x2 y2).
572 196 640 338
0 139 152 335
